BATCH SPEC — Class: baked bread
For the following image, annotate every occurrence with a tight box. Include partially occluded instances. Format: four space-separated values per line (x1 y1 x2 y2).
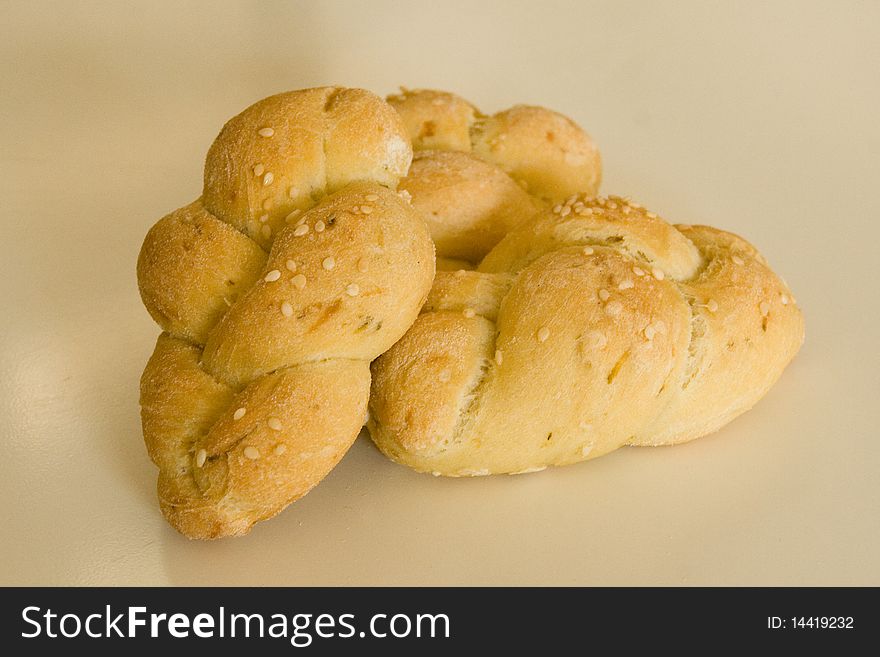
368 194 804 475
138 88 434 538
388 89 602 264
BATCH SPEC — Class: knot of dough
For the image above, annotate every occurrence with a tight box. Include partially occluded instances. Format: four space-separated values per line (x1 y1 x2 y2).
387 89 602 264
368 194 804 476
137 88 434 538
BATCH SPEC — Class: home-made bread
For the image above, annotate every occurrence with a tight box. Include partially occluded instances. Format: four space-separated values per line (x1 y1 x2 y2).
368 194 804 476
138 88 434 538
388 89 602 264
399 150 544 262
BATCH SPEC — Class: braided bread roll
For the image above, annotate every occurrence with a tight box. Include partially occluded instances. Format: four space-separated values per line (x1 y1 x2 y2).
369 190 804 475
138 88 434 538
387 89 602 265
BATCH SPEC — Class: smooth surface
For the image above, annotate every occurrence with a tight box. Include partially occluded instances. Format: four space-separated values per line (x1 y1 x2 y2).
1 0 877 585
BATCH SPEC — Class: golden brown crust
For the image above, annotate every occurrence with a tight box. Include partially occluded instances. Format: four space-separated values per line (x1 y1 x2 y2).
637 224 804 445
470 105 602 202
137 200 267 344
143 335 370 539
137 87 434 538
203 87 412 251
369 195 804 476
202 182 434 388
399 150 544 262
369 311 495 457
479 194 701 279
423 270 515 323
386 88 478 152
387 89 601 263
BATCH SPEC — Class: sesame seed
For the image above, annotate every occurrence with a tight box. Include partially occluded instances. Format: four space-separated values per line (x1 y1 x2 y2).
285 259 297 272
583 246 594 255
566 194 578 204
760 301 771 316
588 330 607 349
322 256 335 270
288 186 298 198
654 320 667 334
346 283 360 297
291 274 307 289
264 269 281 282
263 172 274 186
582 444 594 457
495 349 503 365
605 301 623 316
293 224 309 237
622 207 631 215
598 289 611 301
398 189 412 202
274 444 287 456
463 308 475 318
296 215 307 226
454 269 466 277
233 407 246 420
360 205 373 214
732 255 744 266
253 163 265 177
607 202 618 210
357 258 368 273
644 325 656 341
553 204 562 214
575 207 587 215
618 279 634 290
630 202 642 209
261 225 272 239
780 293 789 305
633 266 645 276
365 193 379 202
281 301 293 317
195 449 207 468
259 213 269 223
706 299 719 313
258 127 275 137
285 209 301 223
243 446 260 460
583 207 594 215
438 369 451 383
267 417 283 431
262 199 273 210
560 206 571 217
646 212 657 219
652 267 665 280
314 220 325 232
678 223 692 230
537 326 550 342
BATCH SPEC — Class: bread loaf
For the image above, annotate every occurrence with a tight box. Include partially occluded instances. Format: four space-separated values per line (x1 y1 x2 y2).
138 88 434 538
368 193 804 476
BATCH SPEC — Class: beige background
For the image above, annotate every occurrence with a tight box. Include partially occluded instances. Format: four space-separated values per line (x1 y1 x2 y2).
1 0 877 585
